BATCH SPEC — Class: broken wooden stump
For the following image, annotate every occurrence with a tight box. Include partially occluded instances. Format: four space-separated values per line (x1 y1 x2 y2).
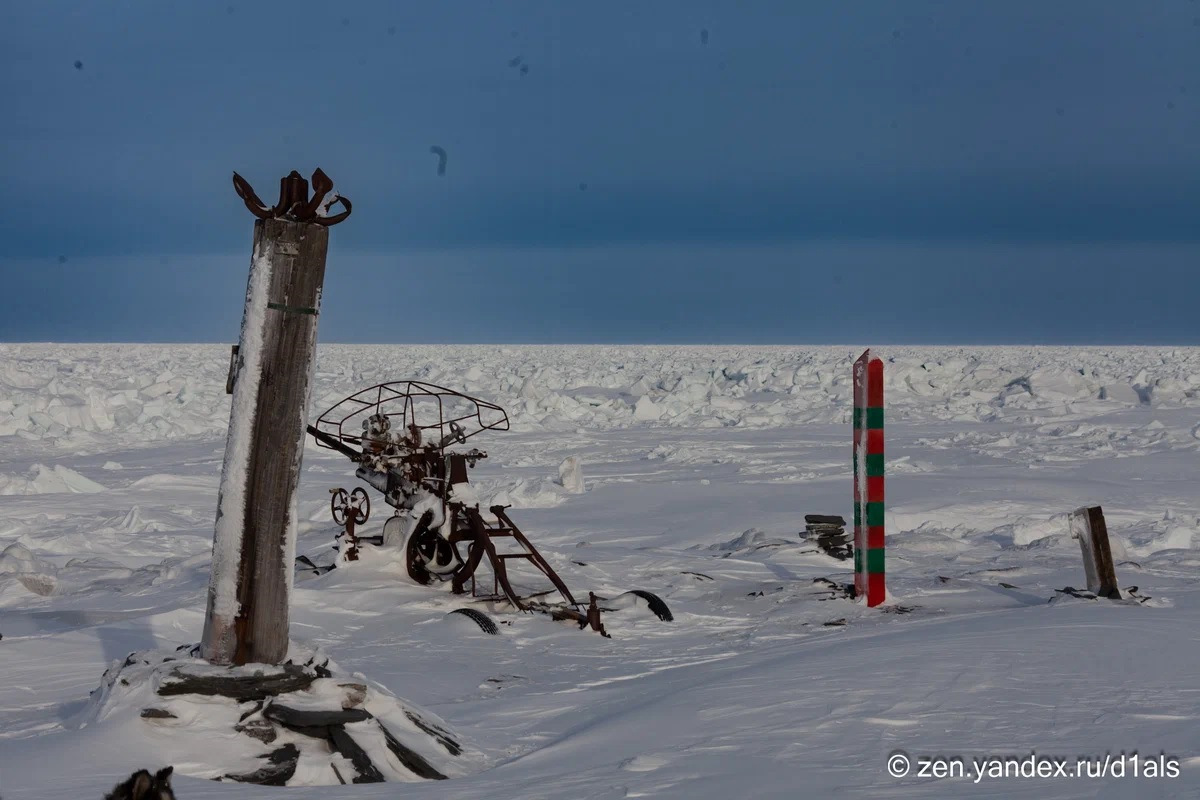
1069 506 1121 599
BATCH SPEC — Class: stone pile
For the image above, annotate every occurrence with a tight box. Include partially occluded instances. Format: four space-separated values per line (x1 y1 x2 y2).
85 645 465 786
802 514 852 560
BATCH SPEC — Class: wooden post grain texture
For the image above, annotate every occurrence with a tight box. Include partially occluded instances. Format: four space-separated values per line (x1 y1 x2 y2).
202 218 328 665
1069 505 1121 599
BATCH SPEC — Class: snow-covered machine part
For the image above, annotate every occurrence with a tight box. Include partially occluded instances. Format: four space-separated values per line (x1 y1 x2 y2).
307 381 671 635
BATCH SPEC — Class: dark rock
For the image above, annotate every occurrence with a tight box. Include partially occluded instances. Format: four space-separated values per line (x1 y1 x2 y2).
158 664 315 701
379 719 448 779
264 703 371 729
329 726 386 783
237 701 264 723
805 514 847 526
235 718 278 744
140 708 176 719
404 710 462 756
224 743 299 785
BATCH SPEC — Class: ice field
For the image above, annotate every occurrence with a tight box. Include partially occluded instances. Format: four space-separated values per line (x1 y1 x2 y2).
0 343 1198 798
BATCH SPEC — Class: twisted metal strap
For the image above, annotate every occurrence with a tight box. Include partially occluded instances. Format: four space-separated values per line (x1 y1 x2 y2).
232 168 351 226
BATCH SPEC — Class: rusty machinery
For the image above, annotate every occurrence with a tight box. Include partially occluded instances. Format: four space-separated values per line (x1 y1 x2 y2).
307 381 672 635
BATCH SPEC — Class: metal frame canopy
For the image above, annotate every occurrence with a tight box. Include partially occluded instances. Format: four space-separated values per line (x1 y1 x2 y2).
311 380 510 456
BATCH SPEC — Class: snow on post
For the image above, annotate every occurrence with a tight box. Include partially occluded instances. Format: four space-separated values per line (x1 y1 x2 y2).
1069 506 1122 599
201 218 330 666
853 350 885 607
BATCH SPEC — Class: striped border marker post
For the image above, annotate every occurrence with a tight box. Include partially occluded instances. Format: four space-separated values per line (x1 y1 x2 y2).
853 350 885 607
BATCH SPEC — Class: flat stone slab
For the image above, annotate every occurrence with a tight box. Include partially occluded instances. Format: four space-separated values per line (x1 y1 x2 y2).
330 726 386 783
224 743 299 786
264 703 371 729
805 514 847 526
158 664 315 701
377 720 447 780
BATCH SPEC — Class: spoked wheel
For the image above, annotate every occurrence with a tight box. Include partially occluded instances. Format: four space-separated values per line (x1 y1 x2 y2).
331 487 371 526
330 488 350 525
348 487 370 524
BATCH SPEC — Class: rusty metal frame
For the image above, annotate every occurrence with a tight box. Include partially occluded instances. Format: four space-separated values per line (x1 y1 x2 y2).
308 382 609 630
311 380 510 456
233 168 351 226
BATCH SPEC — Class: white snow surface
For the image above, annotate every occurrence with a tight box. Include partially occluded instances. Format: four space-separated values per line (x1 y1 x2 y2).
0 343 1198 798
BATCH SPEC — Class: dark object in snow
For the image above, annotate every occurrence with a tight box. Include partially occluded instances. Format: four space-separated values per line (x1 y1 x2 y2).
801 515 852 560
447 607 499 634
295 554 335 575
231 168 351 225
1053 585 1150 605
1069 506 1121 599
880 605 914 614
235 717 277 744
157 664 314 700
682 570 714 581
404 710 463 756
139 708 176 719
823 619 847 627
224 743 298 785
430 145 448 176
623 589 674 621
377 720 449 780
104 766 174 800
330 726 386 783
812 576 855 600
309 381 673 635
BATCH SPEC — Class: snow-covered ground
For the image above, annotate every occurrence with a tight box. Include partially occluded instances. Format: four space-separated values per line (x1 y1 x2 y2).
1 344 1198 799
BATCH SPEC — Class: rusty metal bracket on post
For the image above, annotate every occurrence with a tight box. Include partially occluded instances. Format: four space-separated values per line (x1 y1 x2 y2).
232 168 352 226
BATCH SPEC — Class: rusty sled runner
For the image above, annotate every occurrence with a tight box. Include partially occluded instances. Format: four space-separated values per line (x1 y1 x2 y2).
305 381 672 635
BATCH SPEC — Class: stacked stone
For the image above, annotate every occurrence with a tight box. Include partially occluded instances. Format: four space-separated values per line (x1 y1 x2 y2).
803 514 852 560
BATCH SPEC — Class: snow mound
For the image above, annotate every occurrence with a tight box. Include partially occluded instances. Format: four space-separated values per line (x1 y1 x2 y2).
81 645 474 787
0 542 59 595
0 464 106 495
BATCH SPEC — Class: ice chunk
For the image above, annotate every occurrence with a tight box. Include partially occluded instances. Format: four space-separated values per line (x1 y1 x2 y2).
558 456 585 494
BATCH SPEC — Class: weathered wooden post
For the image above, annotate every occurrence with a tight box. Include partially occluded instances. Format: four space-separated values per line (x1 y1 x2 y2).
201 170 351 665
1069 505 1122 599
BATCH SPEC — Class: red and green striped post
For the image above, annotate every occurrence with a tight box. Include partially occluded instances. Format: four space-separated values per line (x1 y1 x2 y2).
853 349 885 606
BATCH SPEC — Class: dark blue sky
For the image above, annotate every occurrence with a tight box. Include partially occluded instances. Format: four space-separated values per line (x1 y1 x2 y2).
1 1 1197 343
